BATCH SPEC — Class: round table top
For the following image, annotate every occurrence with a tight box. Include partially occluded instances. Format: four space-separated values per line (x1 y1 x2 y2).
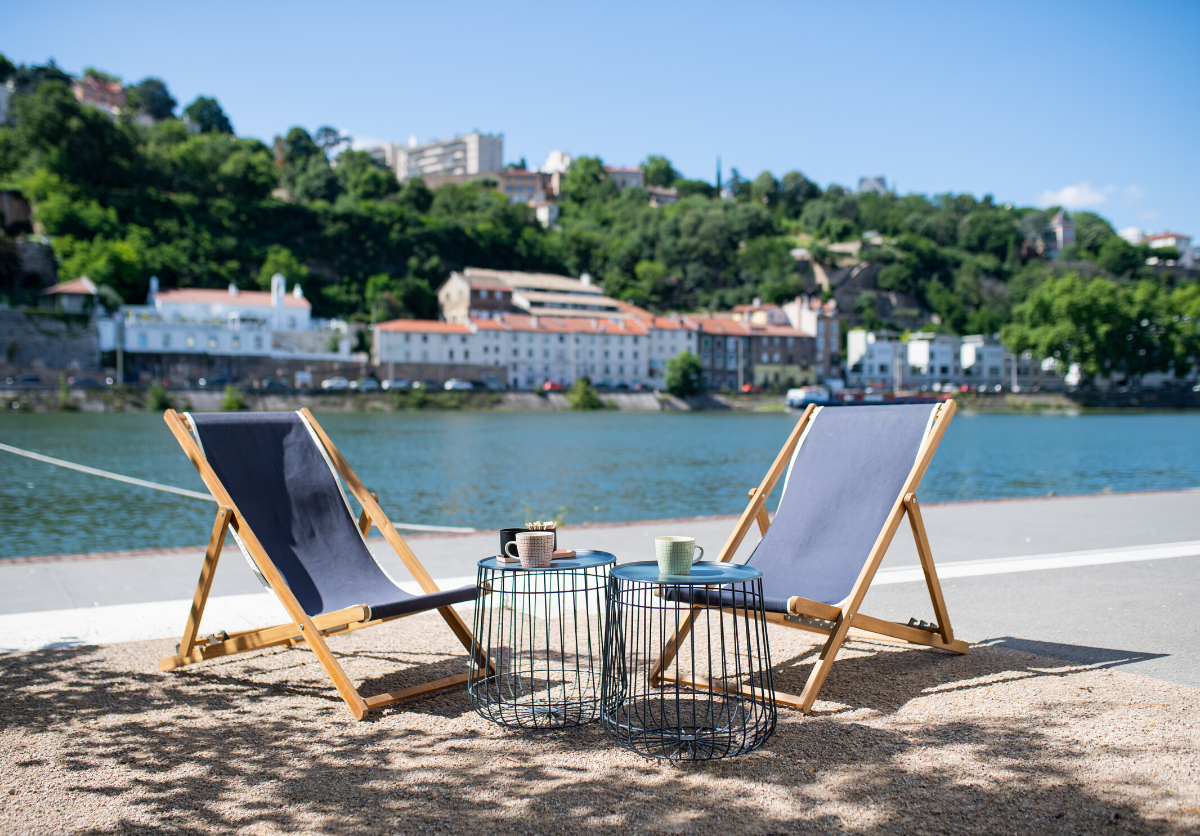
609 560 762 585
477 549 616 572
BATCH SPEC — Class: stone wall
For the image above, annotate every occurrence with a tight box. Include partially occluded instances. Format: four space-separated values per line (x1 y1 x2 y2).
0 309 100 371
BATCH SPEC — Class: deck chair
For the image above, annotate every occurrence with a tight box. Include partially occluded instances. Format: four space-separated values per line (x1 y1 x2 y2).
652 400 968 713
159 408 483 720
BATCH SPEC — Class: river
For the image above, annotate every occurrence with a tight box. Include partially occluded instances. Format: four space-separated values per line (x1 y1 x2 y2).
2 409 1199 559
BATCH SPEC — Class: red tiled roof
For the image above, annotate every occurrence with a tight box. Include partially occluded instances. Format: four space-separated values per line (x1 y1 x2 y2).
43 277 97 296
154 288 311 309
1141 232 1191 243
377 319 472 334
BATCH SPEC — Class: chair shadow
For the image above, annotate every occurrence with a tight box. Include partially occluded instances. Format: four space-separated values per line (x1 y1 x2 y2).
767 631 1171 717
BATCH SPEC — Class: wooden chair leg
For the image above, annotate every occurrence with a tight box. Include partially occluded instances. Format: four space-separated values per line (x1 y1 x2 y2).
178 506 232 657
648 606 701 686
904 494 955 645
797 614 853 713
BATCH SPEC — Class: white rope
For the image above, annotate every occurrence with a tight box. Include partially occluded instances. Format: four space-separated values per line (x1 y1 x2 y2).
0 441 476 533
0 441 213 501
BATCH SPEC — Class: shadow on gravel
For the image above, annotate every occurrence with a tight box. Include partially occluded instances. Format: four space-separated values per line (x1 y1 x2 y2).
981 636 1169 669
0 619 1189 835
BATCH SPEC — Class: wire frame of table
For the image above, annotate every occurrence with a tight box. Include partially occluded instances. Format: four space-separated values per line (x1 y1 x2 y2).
601 561 777 761
469 551 614 728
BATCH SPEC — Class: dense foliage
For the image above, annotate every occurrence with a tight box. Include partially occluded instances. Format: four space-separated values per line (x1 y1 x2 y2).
0 55 1195 380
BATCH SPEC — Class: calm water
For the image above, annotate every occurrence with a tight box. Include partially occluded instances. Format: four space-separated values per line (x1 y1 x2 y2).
2 410 1199 559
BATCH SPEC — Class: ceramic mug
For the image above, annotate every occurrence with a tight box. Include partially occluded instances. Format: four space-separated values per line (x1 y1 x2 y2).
505 531 555 568
501 527 556 556
655 536 704 575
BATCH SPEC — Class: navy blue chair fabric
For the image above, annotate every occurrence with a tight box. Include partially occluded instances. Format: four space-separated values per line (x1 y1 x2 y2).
742 404 938 613
191 412 476 621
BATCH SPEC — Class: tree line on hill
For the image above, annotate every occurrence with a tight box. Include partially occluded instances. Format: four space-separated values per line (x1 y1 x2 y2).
0 54 1196 383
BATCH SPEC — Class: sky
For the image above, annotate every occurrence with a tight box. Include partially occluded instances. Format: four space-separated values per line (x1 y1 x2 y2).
7 0 1200 237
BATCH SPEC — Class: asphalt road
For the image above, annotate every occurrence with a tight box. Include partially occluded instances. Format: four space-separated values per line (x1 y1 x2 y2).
3 489 1198 687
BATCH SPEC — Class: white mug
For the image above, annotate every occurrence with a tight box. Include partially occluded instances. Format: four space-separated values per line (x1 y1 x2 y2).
505 531 554 568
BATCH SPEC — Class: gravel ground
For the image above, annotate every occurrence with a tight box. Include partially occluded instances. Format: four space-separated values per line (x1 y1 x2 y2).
2 612 1198 835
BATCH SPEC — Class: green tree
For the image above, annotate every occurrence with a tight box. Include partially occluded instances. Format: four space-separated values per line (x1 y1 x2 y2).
568 376 603 409
334 149 399 200
664 351 703 397
220 384 247 411
0 53 15 83
1072 211 1116 257
127 78 176 120
642 155 678 187
751 172 779 208
780 171 820 217
561 156 616 204
1096 236 1141 276
182 96 232 134
257 245 308 290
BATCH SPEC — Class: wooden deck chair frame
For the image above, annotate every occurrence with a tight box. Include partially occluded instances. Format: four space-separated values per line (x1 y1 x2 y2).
158 407 487 721
650 399 968 714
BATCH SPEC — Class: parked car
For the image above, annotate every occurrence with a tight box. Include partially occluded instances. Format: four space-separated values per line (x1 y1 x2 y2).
740 383 762 393
351 378 380 392
541 380 565 391
198 376 230 388
321 376 350 390
70 377 102 388
261 379 288 390
444 378 474 391
470 381 490 391
16 374 41 384
381 379 410 390
785 386 831 408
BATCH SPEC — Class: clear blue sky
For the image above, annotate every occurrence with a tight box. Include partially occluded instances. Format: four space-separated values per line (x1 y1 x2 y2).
7 0 1199 237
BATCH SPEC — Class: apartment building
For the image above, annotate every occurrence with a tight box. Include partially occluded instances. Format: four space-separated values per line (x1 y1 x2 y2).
73 75 126 115
1142 231 1194 268
645 315 699 386
604 166 645 189
365 132 503 181
904 332 964 390
437 268 625 323
695 318 751 390
846 330 907 389
783 295 842 383
374 314 652 390
750 325 817 388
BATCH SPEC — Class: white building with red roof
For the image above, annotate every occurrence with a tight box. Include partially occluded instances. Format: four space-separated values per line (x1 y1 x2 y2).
1140 232 1193 268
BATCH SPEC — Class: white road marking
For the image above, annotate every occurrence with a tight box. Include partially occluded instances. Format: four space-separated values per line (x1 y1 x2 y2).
2 542 1198 653
873 541 1200 585
0 577 477 653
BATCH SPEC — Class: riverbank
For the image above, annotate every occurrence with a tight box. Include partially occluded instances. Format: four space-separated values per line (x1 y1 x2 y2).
5 384 1200 413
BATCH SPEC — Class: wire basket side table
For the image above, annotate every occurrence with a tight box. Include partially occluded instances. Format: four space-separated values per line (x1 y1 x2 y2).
601 561 777 761
469 550 614 728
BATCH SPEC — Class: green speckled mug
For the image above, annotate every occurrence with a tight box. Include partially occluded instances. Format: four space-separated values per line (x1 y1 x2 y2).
655 536 704 575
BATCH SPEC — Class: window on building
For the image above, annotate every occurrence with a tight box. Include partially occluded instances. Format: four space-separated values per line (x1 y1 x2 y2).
786 337 794 347
879 364 888 373
773 353 780 363
761 353 768 363
940 366 949 375
231 337 240 349
254 336 263 350
162 333 171 348
186 334 196 348
208 337 218 349
421 335 428 343
449 349 455 360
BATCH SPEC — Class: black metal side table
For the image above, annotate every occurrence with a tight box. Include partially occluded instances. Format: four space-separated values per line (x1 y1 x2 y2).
601 561 777 760
469 550 615 728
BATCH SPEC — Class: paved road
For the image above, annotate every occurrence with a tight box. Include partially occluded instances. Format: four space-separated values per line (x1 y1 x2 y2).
3 490 1198 687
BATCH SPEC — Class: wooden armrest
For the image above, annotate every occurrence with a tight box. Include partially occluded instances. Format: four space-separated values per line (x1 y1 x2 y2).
786 595 842 622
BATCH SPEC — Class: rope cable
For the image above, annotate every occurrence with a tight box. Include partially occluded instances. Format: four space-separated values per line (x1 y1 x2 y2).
0 441 475 533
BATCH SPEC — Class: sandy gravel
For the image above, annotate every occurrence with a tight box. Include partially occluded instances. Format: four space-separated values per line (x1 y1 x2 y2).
2 612 1198 835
